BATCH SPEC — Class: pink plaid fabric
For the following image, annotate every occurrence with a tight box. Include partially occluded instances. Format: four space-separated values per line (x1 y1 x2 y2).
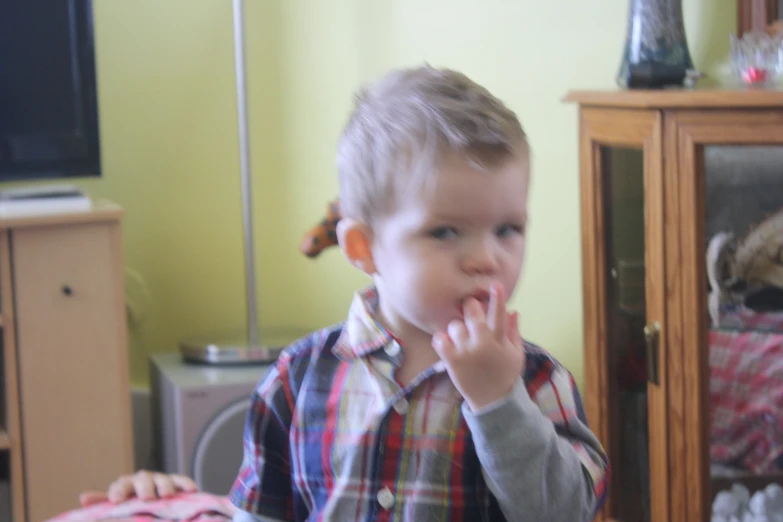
710 309 783 473
46 493 234 522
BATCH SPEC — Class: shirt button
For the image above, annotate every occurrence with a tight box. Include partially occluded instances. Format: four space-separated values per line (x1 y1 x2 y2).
393 398 409 414
384 341 400 357
377 486 394 509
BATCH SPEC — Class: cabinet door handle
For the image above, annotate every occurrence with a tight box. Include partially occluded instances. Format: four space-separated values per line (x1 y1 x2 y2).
644 322 660 385
62 284 73 296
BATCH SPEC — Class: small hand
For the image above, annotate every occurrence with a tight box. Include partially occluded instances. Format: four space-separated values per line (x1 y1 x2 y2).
432 283 525 411
78 470 199 506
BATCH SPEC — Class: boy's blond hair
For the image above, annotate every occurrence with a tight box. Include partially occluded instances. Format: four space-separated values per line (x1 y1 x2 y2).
337 65 527 224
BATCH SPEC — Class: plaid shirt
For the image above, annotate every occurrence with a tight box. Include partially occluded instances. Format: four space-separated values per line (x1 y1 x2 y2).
229 287 608 521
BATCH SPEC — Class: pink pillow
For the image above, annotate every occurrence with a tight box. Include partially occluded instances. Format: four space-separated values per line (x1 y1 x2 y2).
45 492 235 522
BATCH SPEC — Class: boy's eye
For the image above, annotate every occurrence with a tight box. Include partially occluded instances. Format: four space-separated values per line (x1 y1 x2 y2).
429 227 458 240
497 223 524 238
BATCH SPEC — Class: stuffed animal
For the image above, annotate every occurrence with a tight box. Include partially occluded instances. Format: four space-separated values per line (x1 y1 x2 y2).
300 199 342 258
706 231 740 327
706 206 783 324
732 207 783 292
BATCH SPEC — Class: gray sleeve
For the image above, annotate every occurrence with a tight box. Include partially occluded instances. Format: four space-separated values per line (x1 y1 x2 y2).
232 509 288 522
462 377 607 522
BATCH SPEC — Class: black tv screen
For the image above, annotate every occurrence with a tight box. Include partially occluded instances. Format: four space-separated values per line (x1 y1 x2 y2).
0 0 101 181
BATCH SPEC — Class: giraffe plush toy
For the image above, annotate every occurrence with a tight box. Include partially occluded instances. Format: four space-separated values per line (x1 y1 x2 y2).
300 199 342 258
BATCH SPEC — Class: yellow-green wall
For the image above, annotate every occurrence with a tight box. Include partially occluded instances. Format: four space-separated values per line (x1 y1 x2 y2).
35 1 735 387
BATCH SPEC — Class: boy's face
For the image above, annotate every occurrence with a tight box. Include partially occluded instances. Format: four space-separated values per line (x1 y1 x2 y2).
370 151 529 340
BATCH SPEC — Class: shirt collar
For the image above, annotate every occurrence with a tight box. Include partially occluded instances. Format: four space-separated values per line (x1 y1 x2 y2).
332 286 396 361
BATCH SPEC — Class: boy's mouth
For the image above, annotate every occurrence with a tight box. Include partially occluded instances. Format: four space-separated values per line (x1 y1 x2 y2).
458 290 491 316
470 289 491 303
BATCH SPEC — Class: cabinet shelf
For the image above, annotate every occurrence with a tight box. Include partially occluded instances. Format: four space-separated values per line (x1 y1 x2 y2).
0 429 9 450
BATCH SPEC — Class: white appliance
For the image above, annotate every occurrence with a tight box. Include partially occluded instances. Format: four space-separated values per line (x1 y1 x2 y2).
150 353 272 495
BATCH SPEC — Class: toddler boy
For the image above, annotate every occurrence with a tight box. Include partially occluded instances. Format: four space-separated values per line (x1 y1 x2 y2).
230 65 608 522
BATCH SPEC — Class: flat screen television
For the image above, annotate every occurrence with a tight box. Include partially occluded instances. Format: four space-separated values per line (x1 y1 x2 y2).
0 0 101 182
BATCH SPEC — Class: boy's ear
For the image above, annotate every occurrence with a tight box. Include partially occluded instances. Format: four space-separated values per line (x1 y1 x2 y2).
336 218 376 276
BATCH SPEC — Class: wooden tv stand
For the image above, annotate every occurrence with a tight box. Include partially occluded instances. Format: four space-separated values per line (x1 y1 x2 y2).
0 203 134 522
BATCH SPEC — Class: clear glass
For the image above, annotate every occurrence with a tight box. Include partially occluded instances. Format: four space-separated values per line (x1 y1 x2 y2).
602 146 651 522
704 145 783 509
729 31 783 86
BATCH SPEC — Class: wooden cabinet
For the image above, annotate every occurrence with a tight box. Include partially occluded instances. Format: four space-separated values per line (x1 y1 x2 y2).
738 0 783 36
0 204 134 522
565 90 783 522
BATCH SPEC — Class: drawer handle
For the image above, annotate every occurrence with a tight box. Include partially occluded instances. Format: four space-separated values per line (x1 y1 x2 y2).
62 285 73 296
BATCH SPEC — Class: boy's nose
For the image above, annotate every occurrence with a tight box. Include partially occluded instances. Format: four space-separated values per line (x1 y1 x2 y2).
463 240 499 275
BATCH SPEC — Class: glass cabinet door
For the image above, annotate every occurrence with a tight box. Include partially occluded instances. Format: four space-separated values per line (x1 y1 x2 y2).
672 111 783 522
580 109 668 522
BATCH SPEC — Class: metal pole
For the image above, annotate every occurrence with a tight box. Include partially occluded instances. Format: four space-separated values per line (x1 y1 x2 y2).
232 0 259 347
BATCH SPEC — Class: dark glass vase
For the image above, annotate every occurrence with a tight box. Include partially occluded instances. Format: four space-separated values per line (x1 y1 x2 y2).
617 0 695 89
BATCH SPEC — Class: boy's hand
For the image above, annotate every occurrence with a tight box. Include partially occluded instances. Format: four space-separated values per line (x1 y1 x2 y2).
78 471 198 506
432 283 525 411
